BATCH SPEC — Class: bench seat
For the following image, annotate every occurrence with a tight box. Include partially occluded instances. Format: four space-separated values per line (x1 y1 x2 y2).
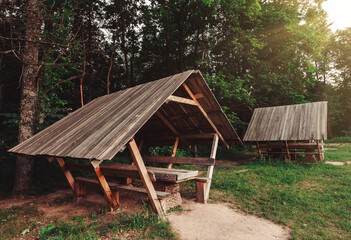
75 177 170 200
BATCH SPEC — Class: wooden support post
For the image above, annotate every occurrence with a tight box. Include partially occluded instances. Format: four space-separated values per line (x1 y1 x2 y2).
74 181 86 202
112 191 120 205
56 157 75 192
182 83 228 148
317 140 322 162
256 141 262 159
126 139 144 185
168 137 179 169
285 141 291 161
92 165 119 211
196 181 208 203
128 138 165 218
205 134 219 201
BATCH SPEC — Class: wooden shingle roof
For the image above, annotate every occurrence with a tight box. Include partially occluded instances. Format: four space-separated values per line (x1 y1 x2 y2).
243 101 328 141
9 70 241 160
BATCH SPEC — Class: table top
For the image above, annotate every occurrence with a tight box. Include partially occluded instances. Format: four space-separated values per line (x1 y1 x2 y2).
101 163 199 183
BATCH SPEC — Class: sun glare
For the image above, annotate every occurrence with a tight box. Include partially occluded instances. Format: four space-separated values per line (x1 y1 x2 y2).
323 0 351 31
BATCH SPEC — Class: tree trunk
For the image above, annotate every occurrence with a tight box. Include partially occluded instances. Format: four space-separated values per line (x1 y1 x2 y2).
13 0 41 194
178 18 184 73
121 25 129 87
165 31 170 75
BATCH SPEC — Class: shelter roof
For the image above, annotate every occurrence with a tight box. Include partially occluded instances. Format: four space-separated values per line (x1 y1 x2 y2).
9 70 241 160
243 101 328 142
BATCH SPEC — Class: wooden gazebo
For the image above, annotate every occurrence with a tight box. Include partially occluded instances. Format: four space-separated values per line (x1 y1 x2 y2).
9 70 241 217
243 102 328 162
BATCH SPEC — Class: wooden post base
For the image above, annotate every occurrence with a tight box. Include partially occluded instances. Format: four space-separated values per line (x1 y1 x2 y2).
195 181 208 203
74 181 86 202
160 192 182 211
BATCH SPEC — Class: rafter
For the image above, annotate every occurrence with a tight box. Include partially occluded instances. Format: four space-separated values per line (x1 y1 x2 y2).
182 83 229 148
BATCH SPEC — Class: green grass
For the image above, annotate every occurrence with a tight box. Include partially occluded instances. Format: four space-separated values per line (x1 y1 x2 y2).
210 160 351 239
325 136 351 143
324 143 351 162
0 204 176 240
0 203 42 239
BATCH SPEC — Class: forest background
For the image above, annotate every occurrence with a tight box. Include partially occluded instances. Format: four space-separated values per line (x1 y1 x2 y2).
1 0 351 194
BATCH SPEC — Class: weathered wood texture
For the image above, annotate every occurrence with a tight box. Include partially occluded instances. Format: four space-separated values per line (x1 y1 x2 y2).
143 156 215 166
9 70 241 160
244 102 328 141
65 162 198 183
128 139 165 217
56 158 75 191
74 177 170 199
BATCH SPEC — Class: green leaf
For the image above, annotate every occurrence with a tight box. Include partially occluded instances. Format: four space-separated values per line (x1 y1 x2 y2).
39 224 56 237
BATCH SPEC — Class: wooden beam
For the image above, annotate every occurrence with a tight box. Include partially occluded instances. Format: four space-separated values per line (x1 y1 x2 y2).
128 138 165 218
285 141 291 161
317 140 322 162
168 137 179 169
126 139 144 185
143 156 215 166
256 141 262 159
92 165 119 211
182 83 229 148
194 93 204 99
66 162 156 182
168 111 222 121
56 157 75 192
156 111 180 136
205 134 219 200
167 95 197 106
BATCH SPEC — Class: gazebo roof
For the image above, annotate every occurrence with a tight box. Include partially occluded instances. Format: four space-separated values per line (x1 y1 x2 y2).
243 101 328 142
9 70 241 160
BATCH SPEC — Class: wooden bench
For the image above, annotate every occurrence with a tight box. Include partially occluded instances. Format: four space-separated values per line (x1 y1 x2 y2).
74 177 179 211
142 156 215 203
65 164 187 211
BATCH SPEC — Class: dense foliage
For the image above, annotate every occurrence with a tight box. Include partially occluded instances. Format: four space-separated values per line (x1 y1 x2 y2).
1 0 351 190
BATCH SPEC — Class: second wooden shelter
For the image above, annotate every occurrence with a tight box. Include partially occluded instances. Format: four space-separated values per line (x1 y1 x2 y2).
243 101 328 162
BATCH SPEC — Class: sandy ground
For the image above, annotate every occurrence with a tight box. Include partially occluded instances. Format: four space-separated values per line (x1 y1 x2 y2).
168 200 291 240
325 161 351 166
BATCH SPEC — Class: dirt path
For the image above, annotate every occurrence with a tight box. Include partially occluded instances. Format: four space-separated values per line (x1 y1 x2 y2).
168 200 290 240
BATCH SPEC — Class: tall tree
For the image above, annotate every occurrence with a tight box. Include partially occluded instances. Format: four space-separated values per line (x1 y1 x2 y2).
13 0 42 194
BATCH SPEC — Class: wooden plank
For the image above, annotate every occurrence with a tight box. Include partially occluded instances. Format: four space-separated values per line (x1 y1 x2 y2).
56 157 75 192
92 165 119 211
256 141 262 159
182 83 228 148
194 93 204 99
195 181 208 203
66 162 156 182
317 140 322 162
285 141 291 160
75 177 170 199
143 156 215 166
167 95 197 106
168 137 179 169
128 138 165 218
205 134 218 200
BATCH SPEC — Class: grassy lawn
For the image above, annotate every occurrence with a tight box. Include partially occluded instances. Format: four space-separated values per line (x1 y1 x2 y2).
0 203 176 240
208 144 351 240
325 144 351 162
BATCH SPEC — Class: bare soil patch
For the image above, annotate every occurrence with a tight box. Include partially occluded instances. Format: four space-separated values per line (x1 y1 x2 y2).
168 199 291 240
